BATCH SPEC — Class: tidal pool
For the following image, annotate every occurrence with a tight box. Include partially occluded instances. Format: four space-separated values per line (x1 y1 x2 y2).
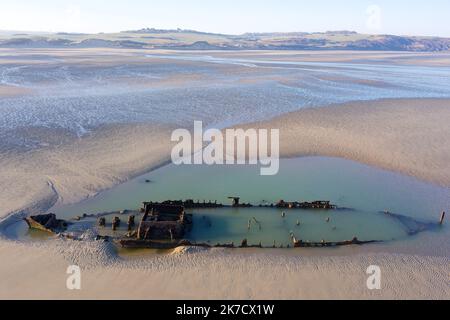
5 157 448 246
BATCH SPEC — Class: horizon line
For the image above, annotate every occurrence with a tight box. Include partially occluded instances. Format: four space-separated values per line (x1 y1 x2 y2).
0 28 448 39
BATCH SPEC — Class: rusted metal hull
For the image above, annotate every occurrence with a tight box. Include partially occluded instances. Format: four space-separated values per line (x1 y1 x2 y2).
293 238 380 248
23 214 68 234
119 238 239 249
142 199 338 211
24 217 54 233
119 239 195 249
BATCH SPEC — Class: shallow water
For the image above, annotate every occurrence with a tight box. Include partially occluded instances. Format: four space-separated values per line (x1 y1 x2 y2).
6 157 447 246
1 52 450 146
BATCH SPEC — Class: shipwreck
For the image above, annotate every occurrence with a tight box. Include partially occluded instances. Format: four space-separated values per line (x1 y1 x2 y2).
22 196 440 250
274 200 336 210
24 213 68 234
120 203 193 248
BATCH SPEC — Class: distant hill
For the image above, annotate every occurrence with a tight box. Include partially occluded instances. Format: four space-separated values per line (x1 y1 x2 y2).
1 29 449 51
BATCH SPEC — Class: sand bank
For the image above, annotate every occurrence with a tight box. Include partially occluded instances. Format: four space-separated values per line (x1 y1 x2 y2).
244 98 450 187
207 50 450 67
0 84 32 97
0 123 176 222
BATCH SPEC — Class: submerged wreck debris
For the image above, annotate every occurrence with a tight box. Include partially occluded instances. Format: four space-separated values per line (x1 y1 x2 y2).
140 197 336 211
120 203 193 249
292 235 377 248
127 215 135 231
141 199 223 211
24 213 68 234
275 200 336 210
252 217 262 230
74 213 94 221
237 238 263 248
98 217 106 227
439 211 446 225
381 210 439 235
112 216 121 231
137 204 191 240
229 197 240 207
228 196 253 208
216 242 235 248
95 235 110 242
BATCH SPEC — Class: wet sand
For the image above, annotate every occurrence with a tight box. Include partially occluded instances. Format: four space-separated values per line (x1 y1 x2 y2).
0 84 32 97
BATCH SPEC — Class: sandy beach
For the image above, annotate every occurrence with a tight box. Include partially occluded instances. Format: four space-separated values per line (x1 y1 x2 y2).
1 97 449 299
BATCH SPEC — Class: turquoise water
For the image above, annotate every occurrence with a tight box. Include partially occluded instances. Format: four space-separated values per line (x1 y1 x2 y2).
52 157 448 219
6 156 447 246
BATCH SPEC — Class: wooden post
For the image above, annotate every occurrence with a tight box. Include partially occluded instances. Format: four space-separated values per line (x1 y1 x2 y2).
98 217 106 227
439 211 445 225
252 217 261 230
112 217 120 231
228 197 240 207
127 215 135 231
144 227 151 239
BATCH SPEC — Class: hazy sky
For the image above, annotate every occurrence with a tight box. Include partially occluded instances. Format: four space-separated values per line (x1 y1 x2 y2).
1 0 449 37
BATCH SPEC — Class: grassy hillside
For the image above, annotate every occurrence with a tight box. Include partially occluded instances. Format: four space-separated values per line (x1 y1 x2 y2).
1 29 449 51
